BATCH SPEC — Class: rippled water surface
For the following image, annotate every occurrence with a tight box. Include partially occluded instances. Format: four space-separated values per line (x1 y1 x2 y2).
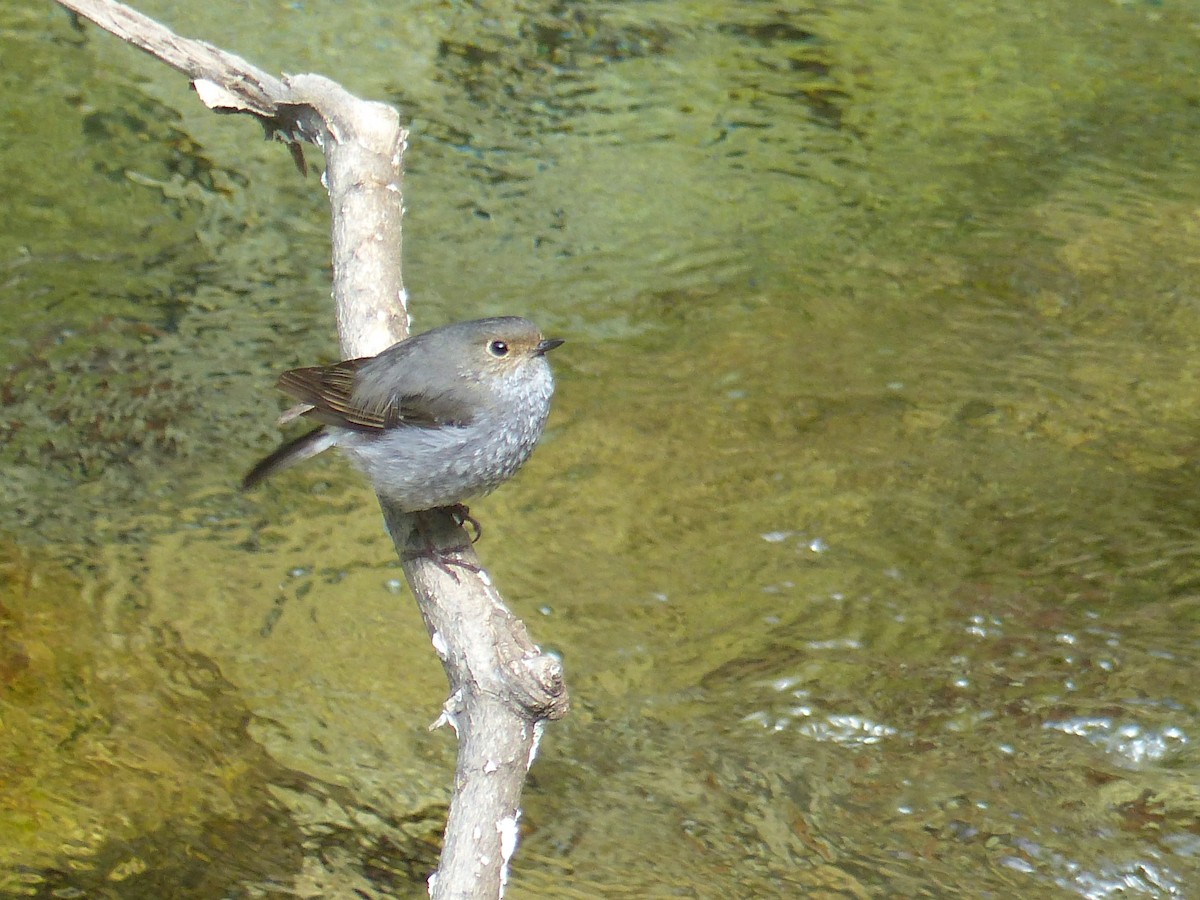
3 0 1200 897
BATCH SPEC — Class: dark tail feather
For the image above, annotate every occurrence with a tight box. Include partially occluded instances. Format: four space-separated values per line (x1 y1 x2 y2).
241 427 337 491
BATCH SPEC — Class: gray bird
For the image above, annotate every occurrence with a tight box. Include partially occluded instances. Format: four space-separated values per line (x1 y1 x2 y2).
243 316 563 511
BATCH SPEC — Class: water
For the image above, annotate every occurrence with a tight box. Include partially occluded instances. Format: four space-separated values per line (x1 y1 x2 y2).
2 0 1199 896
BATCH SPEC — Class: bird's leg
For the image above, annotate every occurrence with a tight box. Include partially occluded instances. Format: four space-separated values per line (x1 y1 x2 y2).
406 509 482 580
448 503 483 544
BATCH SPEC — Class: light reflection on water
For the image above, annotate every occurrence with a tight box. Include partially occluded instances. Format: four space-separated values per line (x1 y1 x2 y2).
1045 718 1189 768
2 0 1200 895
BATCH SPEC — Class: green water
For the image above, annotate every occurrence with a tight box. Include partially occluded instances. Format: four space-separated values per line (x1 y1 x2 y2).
2 0 1199 896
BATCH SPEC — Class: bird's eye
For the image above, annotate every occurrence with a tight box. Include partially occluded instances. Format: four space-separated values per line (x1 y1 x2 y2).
487 340 510 358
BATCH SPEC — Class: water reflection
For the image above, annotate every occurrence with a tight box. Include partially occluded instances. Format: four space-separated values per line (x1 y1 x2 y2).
3 0 1200 895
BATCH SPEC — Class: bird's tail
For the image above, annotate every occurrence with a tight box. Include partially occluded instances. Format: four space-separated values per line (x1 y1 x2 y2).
241 427 337 491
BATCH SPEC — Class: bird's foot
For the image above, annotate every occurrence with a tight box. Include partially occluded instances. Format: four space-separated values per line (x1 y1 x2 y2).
406 508 483 581
447 503 483 544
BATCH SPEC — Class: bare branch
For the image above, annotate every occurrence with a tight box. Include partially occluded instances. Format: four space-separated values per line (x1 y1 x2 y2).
53 2 569 898
61 0 292 129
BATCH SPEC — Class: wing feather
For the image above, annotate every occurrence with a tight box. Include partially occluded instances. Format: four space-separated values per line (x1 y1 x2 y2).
275 358 474 432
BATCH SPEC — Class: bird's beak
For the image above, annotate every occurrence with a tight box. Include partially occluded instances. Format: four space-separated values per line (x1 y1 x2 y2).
537 338 565 355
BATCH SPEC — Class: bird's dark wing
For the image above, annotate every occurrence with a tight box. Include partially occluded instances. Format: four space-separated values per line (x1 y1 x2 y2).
276 358 475 432
276 360 374 427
